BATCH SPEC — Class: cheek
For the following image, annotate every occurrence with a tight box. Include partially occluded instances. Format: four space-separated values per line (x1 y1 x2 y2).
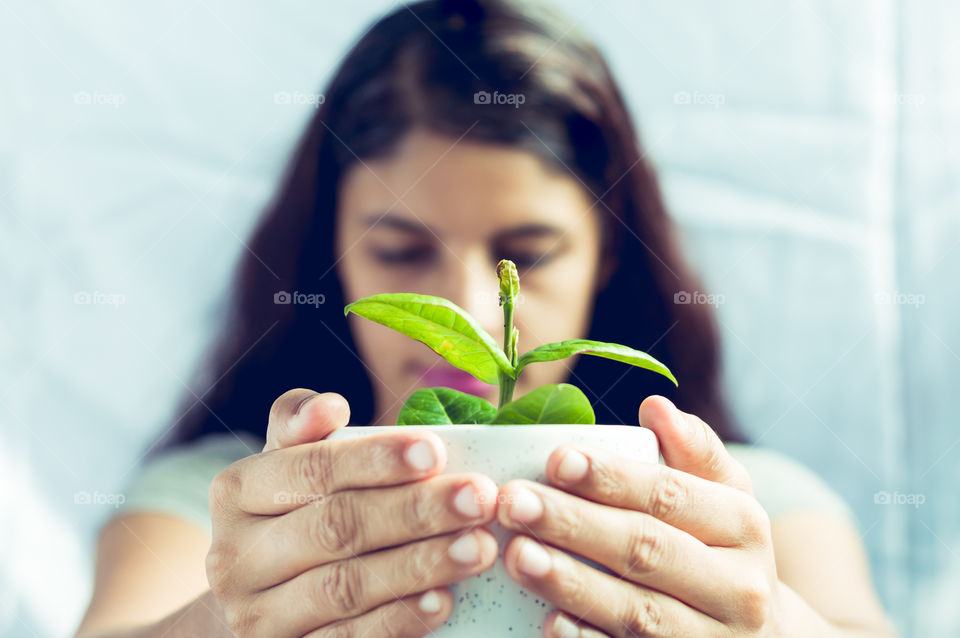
348 319 412 380
512 272 597 389
517 265 596 341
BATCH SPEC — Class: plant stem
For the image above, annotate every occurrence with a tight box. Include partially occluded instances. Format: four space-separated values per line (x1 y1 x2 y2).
498 304 517 407
497 260 520 408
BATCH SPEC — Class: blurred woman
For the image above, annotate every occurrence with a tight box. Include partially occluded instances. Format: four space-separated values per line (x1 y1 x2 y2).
76 1 895 636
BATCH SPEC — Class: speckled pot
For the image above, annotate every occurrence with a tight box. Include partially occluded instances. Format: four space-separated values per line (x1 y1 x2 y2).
327 424 659 637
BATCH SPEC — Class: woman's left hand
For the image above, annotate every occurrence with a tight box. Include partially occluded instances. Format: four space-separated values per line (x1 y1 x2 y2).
496 395 784 638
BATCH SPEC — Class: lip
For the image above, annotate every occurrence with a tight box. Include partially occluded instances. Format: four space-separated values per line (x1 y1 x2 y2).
412 363 497 397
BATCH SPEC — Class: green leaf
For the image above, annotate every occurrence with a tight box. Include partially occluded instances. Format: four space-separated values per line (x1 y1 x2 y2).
345 293 514 385
515 339 678 386
491 383 595 425
397 387 497 425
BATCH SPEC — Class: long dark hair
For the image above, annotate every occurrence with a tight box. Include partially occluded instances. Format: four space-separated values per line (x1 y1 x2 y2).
157 0 746 454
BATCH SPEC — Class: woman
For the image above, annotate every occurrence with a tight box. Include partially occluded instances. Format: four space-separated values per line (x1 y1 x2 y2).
75 1 897 636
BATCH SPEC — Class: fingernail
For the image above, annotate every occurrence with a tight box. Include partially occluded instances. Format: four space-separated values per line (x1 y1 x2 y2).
508 487 543 523
449 531 481 564
405 440 436 471
291 393 317 430
418 589 442 614
517 539 552 577
553 613 580 638
454 483 482 518
556 449 588 483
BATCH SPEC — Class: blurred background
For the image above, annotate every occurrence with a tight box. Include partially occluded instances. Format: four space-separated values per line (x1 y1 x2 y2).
1 1 958 636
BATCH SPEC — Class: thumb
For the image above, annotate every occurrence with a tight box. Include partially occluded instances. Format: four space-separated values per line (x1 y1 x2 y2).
639 395 752 493
262 389 351 453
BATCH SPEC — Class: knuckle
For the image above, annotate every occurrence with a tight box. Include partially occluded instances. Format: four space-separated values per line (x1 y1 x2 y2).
623 517 664 575
389 537 433 595
539 494 583 549
316 559 366 617
589 456 625 501
205 541 240 595
403 484 436 535
221 598 263 638
316 621 355 638
621 594 662 637
370 603 407 638
740 500 772 545
295 443 336 495
314 494 363 557
407 537 440 587
699 439 727 478
647 468 688 519
545 552 591 607
209 465 242 513
736 576 773 630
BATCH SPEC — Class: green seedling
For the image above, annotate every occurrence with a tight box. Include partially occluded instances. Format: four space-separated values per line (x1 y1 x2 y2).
344 259 678 425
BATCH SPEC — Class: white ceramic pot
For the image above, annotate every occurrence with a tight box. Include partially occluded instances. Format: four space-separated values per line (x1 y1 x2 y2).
327 424 659 637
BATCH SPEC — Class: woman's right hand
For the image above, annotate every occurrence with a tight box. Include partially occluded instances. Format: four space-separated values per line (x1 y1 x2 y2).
205 389 500 638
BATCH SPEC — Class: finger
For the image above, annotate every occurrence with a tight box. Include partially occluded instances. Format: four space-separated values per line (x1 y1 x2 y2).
544 610 610 638
498 479 749 620
542 445 769 546
219 429 448 516
502 536 727 638
263 389 351 452
257 527 498 636
249 473 499 588
303 588 452 638
638 395 752 493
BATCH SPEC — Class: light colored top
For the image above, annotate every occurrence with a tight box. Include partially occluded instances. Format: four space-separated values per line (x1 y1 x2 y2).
112 433 855 536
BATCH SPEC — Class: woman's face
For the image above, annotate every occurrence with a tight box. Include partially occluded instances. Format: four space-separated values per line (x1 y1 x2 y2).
335 128 605 425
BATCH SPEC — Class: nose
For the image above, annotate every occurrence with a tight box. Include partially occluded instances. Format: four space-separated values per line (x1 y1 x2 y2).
436 252 504 347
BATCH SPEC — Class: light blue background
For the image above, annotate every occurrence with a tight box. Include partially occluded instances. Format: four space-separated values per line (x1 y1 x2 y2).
1 1 957 636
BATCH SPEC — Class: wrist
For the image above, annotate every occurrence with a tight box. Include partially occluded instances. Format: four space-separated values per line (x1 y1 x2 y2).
99 590 232 638
775 580 895 638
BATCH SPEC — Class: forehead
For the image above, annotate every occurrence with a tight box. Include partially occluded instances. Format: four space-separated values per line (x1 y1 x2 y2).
338 128 595 238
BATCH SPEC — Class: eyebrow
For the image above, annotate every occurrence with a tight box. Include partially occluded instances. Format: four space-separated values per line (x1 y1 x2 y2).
361 214 565 242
